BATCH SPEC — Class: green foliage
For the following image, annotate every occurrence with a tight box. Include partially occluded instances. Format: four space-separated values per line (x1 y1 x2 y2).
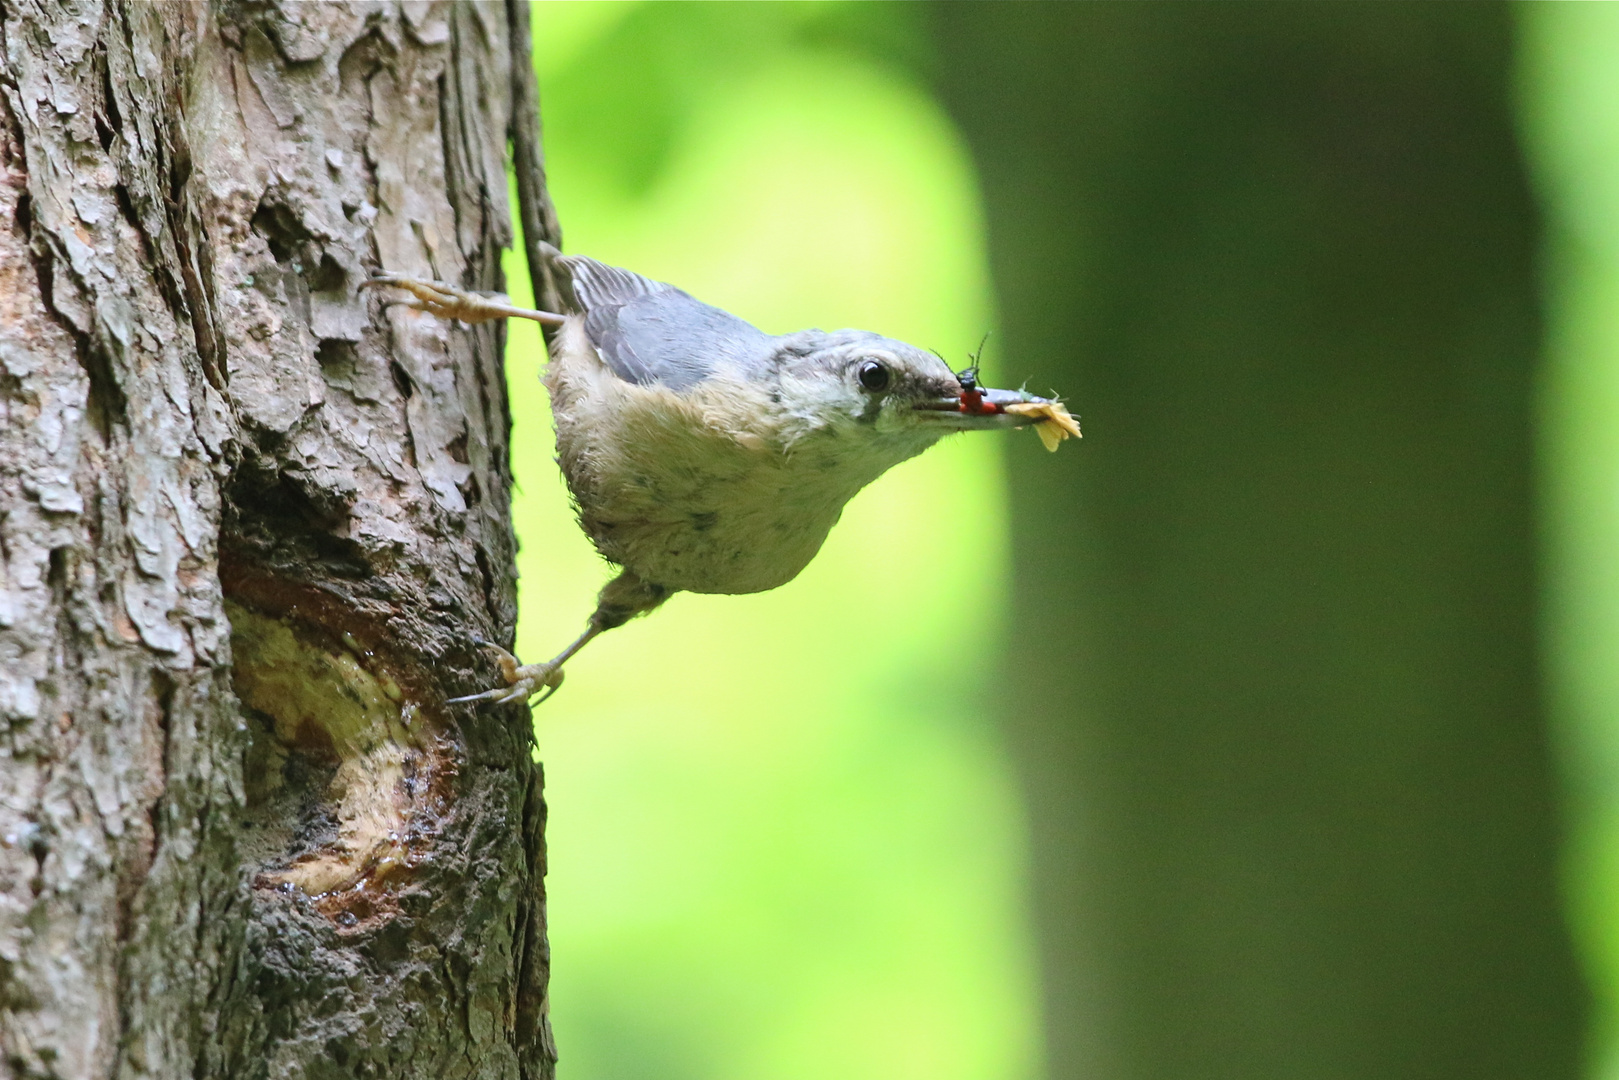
504 4 1037 1078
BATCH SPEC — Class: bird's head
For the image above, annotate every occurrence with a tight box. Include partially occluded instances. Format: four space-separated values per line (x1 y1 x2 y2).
771 328 1058 454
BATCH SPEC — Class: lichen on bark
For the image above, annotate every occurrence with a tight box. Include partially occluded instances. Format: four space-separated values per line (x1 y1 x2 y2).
0 2 559 1076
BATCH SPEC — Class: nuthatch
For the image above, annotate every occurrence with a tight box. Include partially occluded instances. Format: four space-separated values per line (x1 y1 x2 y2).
366 251 1079 706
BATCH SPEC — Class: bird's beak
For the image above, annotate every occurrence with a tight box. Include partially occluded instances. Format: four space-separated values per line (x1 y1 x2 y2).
912 386 1053 430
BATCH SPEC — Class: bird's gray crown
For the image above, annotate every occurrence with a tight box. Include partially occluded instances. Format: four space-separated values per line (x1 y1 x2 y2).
773 328 960 400
553 253 958 402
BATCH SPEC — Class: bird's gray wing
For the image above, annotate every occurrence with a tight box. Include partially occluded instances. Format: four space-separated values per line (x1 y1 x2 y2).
557 254 678 310
553 255 775 392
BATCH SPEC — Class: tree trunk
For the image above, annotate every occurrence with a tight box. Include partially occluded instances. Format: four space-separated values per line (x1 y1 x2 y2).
0 2 558 1076
934 4 1585 1079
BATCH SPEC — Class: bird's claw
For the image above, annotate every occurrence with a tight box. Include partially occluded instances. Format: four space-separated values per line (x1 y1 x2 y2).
447 641 565 707
362 273 510 324
362 273 562 326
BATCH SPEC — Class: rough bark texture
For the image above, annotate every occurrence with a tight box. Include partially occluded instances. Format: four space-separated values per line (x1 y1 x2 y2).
0 2 559 1076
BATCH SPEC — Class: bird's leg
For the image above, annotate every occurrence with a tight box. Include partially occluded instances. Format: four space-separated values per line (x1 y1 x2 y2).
361 272 566 326
447 570 673 707
445 633 588 707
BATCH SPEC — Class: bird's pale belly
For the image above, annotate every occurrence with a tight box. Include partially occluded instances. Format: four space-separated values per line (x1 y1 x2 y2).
583 496 839 595
547 341 924 596
574 432 863 594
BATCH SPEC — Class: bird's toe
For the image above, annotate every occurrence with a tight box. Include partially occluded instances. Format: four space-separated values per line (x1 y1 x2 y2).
446 646 565 707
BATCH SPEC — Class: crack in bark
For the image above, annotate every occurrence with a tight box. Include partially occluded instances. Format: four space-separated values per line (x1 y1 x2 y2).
31 233 129 439
114 668 172 947
160 135 229 395
513 765 555 1076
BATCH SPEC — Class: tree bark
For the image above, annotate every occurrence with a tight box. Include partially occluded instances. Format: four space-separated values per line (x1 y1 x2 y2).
934 4 1584 1079
0 2 558 1076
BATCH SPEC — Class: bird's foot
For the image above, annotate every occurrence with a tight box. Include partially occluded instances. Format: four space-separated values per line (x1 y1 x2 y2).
361 273 563 326
362 273 512 324
446 640 565 707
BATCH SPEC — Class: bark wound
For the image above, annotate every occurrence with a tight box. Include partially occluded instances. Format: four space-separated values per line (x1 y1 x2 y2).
224 570 454 927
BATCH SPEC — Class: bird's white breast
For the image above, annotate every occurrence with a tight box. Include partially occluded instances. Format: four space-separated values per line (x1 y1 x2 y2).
544 319 934 595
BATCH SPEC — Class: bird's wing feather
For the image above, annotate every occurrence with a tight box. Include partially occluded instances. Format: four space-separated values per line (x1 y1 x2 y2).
553 255 775 392
557 255 677 310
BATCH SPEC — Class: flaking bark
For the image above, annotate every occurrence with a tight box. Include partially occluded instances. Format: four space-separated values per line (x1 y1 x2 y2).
0 2 560 1076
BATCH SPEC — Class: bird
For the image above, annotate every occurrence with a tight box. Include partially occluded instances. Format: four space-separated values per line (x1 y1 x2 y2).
364 251 1079 706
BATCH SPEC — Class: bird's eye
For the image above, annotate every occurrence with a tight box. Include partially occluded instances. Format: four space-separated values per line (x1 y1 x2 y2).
857 360 891 392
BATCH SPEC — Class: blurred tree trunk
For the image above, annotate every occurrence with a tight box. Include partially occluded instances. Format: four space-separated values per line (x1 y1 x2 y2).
933 4 1585 1078
0 2 558 1076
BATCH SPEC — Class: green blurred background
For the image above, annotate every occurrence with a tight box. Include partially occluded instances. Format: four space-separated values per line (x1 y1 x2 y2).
508 6 1036 1080
500 3 1619 1078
